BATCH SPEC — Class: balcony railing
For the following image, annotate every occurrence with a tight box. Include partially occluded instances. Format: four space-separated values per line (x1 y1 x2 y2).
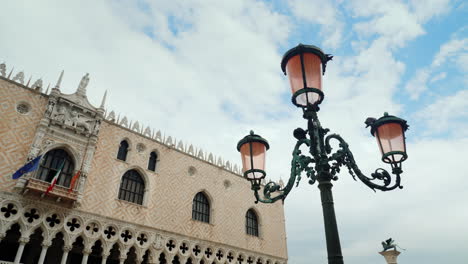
24 178 78 203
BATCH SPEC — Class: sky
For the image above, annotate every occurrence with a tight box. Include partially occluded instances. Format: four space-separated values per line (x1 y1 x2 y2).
1 0 467 263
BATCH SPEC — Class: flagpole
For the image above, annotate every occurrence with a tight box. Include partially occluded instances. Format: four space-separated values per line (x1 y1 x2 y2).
45 160 65 196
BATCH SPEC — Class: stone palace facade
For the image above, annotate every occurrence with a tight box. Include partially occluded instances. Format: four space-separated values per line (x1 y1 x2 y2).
0 64 288 264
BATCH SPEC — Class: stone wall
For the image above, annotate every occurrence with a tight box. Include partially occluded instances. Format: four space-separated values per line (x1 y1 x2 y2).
0 69 288 262
80 120 287 258
0 78 48 192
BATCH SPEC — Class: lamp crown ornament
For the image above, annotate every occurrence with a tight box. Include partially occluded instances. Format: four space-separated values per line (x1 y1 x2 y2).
236 43 409 264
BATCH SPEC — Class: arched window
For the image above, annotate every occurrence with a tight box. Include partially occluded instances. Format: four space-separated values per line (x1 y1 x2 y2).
118 170 145 205
117 140 129 161
246 209 259 236
37 149 75 187
148 151 157 171
192 192 210 223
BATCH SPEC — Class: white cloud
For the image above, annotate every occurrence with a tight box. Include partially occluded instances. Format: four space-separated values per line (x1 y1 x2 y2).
432 37 468 68
405 68 430 100
414 89 468 136
349 0 425 47
0 1 466 264
405 36 467 99
429 72 447 83
409 0 452 22
288 0 344 49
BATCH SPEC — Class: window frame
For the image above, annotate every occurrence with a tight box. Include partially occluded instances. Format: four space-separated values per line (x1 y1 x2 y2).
36 148 75 188
118 169 145 205
192 192 210 223
246 209 259 237
148 151 158 172
117 140 129 161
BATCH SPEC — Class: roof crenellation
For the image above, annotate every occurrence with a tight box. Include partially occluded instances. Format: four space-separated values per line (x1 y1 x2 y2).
0 62 282 185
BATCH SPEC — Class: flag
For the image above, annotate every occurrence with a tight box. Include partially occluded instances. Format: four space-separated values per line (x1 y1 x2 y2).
12 155 43 179
68 170 81 193
44 161 64 196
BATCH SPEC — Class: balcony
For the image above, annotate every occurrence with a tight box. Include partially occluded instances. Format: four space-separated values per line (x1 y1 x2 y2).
24 178 78 205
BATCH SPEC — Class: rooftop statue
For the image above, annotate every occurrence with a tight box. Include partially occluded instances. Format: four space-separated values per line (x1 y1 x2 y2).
77 73 90 95
381 238 397 251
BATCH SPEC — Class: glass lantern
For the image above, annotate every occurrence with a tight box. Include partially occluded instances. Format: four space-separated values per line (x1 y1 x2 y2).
370 113 409 165
281 44 332 107
237 131 270 188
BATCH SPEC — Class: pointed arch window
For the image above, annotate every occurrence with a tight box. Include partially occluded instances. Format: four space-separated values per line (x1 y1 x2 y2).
118 170 145 205
37 149 75 187
246 209 259 236
117 140 129 161
192 192 210 223
148 151 157 172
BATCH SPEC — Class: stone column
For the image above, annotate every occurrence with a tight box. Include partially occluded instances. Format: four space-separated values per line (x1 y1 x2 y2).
14 237 29 264
101 253 109 264
13 237 29 264
82 249 92 264
179 256 188 264
61 245 72 264
136 256 144 264
38 241 52 264
379 250 401 264
149 249 163 264
119 256 126 264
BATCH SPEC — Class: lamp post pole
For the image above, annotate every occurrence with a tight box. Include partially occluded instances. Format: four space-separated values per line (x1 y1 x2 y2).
236 44 409 264
318 179 343 264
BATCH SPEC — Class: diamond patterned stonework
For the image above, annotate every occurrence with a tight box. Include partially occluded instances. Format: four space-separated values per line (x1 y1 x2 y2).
0 74 288 264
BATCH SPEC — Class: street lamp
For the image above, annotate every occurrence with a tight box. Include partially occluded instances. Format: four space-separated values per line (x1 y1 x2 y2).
236 44 409 264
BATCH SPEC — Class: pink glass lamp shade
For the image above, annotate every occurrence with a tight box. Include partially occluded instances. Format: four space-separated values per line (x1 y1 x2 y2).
369 113 409 165
281 44 333 107
237 131 270 186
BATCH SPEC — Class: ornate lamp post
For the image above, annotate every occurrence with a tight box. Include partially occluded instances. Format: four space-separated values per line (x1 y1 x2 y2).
236 44 409 264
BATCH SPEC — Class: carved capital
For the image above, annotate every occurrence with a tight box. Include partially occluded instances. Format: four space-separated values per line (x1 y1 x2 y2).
19 236 30 244
42 241 52 248
63 245 73 252
83 248 93 255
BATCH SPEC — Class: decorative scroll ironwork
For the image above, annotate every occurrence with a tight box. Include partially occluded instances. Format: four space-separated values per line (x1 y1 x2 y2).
253 107 403 203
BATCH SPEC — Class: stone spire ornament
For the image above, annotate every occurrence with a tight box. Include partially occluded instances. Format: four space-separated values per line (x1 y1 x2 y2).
7 67 14 79
45 83 50 94
100 90 107 109
55 70 64 88
76 73 90 96
26 75 32 87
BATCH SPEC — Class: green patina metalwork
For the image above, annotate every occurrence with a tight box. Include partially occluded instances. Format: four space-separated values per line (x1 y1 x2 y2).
240 43 409 264
250 105 406 204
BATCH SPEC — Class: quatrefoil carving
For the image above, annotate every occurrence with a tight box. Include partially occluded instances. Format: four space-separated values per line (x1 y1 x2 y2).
24 208 40 223
1 203 18 218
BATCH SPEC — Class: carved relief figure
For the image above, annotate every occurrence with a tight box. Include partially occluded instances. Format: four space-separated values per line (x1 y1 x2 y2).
154 234 163 249
69 110 92 133
93 119 101 134
54 105 67 123
45 101 55 117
